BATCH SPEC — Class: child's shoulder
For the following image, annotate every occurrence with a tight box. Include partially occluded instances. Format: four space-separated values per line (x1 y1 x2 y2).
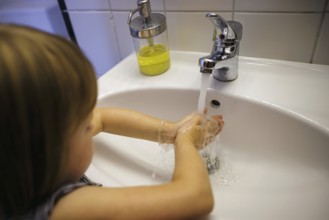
49 184 106 219
36 177 100 220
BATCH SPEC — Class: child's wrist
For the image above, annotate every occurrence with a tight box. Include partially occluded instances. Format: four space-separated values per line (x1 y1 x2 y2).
158 120 175 144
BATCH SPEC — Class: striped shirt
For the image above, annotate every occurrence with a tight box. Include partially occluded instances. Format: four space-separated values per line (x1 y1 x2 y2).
9 176 101 220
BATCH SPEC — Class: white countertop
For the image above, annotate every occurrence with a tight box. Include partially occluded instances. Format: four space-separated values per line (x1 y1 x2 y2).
98 51 329 130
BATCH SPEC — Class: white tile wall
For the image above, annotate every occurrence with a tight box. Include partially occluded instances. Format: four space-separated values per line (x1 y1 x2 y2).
110 0 164 11
0 0 69 38
69 11 121 77
112 11 135 59
65 0 111 10
235 13 322 62
64 0 329 75
313 13 329 65
167 12 232 53
164 0 233 11
235 0 326 12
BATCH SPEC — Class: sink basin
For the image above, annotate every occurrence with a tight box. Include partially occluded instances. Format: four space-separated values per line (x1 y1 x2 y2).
87 88 329 220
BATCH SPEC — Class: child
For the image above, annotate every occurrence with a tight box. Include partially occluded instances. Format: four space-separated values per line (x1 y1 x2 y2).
0 24 224 220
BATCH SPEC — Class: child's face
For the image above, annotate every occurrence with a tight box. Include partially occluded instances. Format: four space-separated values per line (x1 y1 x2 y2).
64 112 94 182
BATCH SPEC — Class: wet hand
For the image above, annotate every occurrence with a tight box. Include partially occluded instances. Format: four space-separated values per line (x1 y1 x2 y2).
202 114 224 147
175 112 224 149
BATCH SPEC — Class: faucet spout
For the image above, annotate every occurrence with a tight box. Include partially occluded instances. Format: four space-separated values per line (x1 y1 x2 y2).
199 55 216 74
199 55 239 81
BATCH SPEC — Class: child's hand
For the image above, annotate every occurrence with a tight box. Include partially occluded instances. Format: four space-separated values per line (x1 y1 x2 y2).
176 113 224 149
202 114 224 147
175 113 205 149
159 111 224 148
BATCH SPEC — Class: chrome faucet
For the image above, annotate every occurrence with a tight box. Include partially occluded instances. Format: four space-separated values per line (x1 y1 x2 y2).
199 13 243 81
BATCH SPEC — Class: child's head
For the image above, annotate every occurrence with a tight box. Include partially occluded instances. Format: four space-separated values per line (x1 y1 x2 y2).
0 24 97 216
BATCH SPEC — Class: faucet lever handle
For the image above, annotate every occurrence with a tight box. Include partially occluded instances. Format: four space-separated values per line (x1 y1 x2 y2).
206 13 230 41
227 21 243 41
206 13 242 43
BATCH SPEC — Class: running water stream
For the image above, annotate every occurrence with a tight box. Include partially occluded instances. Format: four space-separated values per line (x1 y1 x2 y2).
197 73 211 113
197 73 221 174
196 73 238 187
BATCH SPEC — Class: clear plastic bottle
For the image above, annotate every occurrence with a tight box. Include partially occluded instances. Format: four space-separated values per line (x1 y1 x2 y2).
128 0 170 76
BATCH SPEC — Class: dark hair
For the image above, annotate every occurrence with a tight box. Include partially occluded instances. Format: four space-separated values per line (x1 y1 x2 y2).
0 24 97 217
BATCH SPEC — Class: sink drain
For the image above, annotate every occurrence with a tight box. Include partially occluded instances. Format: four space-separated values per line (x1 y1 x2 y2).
210 99 221 109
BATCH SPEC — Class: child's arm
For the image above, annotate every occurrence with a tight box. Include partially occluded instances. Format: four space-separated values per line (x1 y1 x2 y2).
51 114 216 220
91 107 223 145
91 107 168 141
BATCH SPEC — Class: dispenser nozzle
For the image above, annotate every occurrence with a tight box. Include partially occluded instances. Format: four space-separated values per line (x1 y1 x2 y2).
138 0 152 24
128 0 167 39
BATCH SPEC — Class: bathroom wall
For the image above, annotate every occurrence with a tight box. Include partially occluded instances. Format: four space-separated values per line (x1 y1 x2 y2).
65 0 329 75
0 0 69 38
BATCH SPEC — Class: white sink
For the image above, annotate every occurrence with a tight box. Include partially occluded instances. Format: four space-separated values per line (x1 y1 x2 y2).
89 87 329 220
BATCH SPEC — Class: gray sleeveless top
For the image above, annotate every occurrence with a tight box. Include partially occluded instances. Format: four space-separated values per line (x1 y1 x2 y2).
10 176 101 220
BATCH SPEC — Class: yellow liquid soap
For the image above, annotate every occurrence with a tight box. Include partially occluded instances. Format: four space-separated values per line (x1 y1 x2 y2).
137 44 170 76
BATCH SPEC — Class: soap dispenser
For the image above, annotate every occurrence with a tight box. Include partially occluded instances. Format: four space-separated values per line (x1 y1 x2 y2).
128 0 170 76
